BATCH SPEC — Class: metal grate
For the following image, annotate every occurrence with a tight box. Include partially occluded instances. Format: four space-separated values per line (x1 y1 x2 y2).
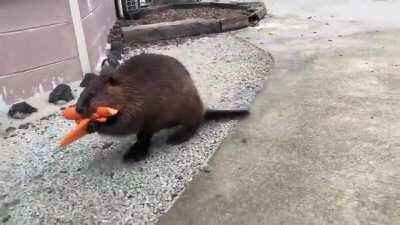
125 0 153 10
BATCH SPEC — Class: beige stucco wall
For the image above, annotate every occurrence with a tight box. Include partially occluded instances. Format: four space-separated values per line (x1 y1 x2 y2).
0 0 116 105
80 0 117 71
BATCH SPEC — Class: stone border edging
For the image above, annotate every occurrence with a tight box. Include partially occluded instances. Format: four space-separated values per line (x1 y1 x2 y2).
121 1 266 43
123 18 221 43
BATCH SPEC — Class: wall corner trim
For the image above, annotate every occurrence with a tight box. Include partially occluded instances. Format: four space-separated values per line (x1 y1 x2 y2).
68 0 91 74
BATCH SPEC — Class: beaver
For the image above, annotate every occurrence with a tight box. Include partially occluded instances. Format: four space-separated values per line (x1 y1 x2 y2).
76 53 249 162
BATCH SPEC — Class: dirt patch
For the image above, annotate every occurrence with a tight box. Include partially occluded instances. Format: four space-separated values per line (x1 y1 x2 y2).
107 6 253 44
130 7 250 25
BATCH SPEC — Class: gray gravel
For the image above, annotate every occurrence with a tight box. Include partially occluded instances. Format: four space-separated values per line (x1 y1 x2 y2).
0 33 272 225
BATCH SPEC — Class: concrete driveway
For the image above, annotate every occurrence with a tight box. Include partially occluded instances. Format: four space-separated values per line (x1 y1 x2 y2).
158 0 400 224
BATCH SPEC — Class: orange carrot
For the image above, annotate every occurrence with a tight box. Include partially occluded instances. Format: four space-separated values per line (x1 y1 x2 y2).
59 106 118 149
63 107 83 121
59 118 90 148
95 117 107 122
95 107 119 117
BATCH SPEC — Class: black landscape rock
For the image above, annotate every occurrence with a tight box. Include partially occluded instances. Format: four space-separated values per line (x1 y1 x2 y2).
8 102 37 119
49 84 74 104
80 73 97 87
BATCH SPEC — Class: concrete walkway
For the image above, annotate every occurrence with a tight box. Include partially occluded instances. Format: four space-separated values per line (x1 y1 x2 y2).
158 0 400 224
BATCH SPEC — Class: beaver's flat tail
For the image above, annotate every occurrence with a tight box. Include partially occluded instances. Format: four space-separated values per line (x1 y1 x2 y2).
204 108 250 120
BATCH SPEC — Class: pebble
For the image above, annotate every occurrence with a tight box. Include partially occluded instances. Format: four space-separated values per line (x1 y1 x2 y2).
18 123 31 130
5 127 16 134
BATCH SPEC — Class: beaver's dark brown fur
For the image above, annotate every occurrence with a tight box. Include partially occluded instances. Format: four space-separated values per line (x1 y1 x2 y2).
76 53 248 162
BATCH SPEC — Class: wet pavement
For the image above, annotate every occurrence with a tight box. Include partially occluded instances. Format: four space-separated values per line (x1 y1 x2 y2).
158 0 400 224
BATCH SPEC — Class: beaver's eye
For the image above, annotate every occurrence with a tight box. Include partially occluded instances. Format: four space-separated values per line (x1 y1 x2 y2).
108 76 118 86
